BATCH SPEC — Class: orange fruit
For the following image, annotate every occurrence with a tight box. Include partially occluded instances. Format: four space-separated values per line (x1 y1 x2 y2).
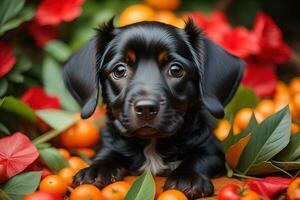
155 11 178 25
214 119 231 141
255 99 275 118
154 176 167 199
233 124 241 135
287 178 300 200
78 148 96 158
289 77 300 95
291 123 300 135
274 91 291 105
58 148 70 159
145 0 180 10
173 18 185 29
290 103 300 119
58 167 77 186
68 156 88 172
73 121 99 148
60 127 76 148
119 4 155 26
276 81 289 94
70 184 105 200
254 111 264 124
157 189 188 200
102 181 131 200
292 93 300 113
39 175 68 196
234 108 253 131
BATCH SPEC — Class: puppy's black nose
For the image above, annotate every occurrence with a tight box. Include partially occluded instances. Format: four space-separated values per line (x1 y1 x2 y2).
134 99 159 120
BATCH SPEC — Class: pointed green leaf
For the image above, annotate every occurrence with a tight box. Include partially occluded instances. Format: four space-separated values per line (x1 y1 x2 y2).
0 122 10 135
237 107 291 174
0 0 25 27
42 56 80 111
245 161 281 175
39 148 69 172
272 160 300 172
36 109 76 130
274 133 300 162
0 96 36 122
125 169 155 200
2 172 41 200
0 79 8 97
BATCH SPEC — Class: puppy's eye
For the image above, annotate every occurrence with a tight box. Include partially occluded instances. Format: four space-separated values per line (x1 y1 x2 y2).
168 63 184 78
112 64 127 80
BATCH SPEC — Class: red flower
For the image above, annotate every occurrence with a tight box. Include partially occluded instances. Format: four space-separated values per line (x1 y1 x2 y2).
21 87 61 110
0 42 16 78
36 0 85 25
242 59 278 97
220 26 260 58
253 11 291 65
28 20 58 47
246 177 292 200
0 132 39 180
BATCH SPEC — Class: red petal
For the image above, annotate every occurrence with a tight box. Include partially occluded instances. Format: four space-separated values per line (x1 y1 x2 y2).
0 42 16 78
220 27 260 58
0 133 39 179
28 20 58 47
253 11 291 64
21 86 61 110
36 0 85 25
242 60 278 97
245 177 292 200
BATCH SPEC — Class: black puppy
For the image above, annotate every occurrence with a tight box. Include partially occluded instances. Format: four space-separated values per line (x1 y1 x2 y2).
63 19 244 199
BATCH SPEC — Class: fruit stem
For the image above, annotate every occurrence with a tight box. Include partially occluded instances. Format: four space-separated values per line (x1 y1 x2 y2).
232 172 261 180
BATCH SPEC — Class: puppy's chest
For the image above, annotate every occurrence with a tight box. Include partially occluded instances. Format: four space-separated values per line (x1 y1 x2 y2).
138 139 181 176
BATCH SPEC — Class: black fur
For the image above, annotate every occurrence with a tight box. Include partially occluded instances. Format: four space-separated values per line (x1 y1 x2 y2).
63 19 244 199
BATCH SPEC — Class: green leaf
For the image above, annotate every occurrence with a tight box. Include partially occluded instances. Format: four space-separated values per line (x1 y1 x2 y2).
36 109 76 130
225 86 259 118
0 0 25 27
237 106 291 174
0 78 8 97
0 6 35 34
125 169 155 200
246 161 281 175
0 189 12 200
39 148 69 172
222 115 257 152
0 122 10 135
0 96 36 122
42 56 80 112
272 160 300 172
2 172 41 200
35 142 52 150
44 40 72 62
274 133 300 162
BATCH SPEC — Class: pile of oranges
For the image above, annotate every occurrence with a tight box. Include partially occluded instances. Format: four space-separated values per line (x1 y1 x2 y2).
119 0 185 28
214 77 300 141
23 147 188 200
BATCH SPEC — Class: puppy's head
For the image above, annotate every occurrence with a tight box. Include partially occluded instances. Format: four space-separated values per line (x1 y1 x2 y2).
63 19 244 138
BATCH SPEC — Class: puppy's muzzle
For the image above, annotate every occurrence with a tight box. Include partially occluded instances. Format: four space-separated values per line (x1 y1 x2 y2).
134 99 159 120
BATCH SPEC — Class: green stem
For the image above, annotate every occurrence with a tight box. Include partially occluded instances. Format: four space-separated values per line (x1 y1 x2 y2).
32 129 60 145
232 172 261 180
0 189 12 200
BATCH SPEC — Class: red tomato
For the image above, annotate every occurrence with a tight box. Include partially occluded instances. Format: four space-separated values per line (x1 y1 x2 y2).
218 184 260 200
22 191 62 200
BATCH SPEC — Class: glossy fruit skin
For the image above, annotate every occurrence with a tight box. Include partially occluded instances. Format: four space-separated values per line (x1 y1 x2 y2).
58 167 77 186
214 119 231 141
145 0 180 10
102 181 131 200
23 191 62 200
290 77 300 95
77 148 96 158
218 184 260 200
287 178 300 200
255 99 275 118
119 4 155 26
70 184 105 200
234 108 254 131
157 189 188 200
73 121 99 148
39 175 68 196
218 184 240 200
68 156 88 172
58 148 70 159
60 128 76 148
291 123 300 135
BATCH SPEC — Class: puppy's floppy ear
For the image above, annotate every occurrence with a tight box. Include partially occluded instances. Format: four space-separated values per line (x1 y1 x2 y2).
63 20 115 119
184 19 245 118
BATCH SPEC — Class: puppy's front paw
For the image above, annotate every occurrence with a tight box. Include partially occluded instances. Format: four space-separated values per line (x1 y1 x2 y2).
164 171 214 199
72 162 125 189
